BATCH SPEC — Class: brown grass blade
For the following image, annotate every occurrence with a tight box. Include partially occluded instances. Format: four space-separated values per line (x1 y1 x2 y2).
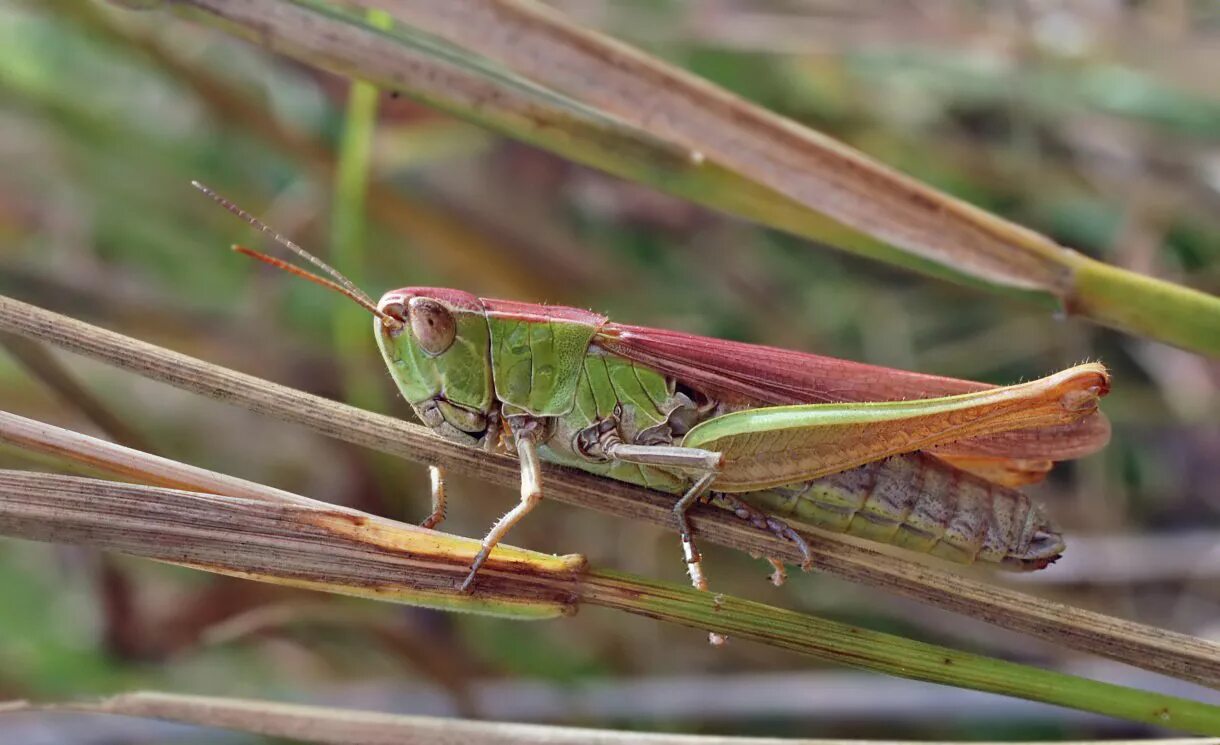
136 0 1220 352
366 1 1220 355
0 409 345 509
365 0 1073 295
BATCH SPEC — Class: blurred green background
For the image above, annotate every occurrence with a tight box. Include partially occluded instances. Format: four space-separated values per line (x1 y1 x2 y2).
0 0 1218 741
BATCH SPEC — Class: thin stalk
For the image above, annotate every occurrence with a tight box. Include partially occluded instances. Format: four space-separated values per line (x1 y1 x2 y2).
8 692 1220 743
1066 253 1220 356
0 409 346 511
1 294 1218 687
582 570 1220 733
329 6 392 410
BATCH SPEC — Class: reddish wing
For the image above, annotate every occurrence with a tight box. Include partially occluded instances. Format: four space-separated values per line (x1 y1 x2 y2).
478 297 608 327
596 322 1110 463
599 323 989 404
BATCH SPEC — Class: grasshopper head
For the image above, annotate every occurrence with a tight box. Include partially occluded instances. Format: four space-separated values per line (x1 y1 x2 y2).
376 288 496 445
189 182 498 446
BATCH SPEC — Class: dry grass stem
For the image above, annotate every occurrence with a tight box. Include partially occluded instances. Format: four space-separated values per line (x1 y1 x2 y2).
362 0 1073 294
12 429 1220 728
0 332 155 452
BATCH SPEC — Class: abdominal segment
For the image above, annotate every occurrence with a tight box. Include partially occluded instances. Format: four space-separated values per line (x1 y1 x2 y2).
738 451 1063 568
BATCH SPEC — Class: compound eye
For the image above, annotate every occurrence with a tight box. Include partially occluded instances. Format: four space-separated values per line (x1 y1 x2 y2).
408 297 456 355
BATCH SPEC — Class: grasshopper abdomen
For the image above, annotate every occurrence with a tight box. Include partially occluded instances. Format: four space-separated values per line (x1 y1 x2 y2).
741 452 1063 570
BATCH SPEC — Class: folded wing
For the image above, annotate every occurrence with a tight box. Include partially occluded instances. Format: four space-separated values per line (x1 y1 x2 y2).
597 323 1111 471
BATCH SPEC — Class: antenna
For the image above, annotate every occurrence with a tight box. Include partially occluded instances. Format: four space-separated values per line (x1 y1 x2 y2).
192 181 402 330
232 246 403 329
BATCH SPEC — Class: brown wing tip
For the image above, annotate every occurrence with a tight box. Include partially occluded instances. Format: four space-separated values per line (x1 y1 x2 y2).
1057 363 1111 415
1085 362 1111 397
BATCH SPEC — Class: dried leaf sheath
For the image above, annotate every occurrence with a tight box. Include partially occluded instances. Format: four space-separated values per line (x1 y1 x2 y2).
0 471 582 619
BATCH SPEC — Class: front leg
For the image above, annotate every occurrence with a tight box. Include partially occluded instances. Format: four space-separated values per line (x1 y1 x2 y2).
419 465 447 530
459 417 546 593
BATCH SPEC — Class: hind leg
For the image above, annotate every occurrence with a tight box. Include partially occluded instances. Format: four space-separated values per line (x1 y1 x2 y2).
603 442 724 593
712 493 814 584
670 472 717 592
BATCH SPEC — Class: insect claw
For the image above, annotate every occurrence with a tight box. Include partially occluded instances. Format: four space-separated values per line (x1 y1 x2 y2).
766 558 787 587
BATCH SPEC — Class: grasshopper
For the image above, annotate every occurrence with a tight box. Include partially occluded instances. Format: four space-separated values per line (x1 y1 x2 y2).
195 183 1110 598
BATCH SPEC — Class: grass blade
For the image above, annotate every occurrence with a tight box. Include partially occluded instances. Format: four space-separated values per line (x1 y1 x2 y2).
329 6 392 410
155 0 1040 298
583 571 1220 733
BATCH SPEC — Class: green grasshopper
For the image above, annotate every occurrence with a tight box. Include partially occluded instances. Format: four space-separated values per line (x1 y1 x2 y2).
195 183 1110 597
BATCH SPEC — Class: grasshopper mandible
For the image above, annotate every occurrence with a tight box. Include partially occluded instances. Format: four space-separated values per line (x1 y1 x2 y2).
194 183 1110 596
